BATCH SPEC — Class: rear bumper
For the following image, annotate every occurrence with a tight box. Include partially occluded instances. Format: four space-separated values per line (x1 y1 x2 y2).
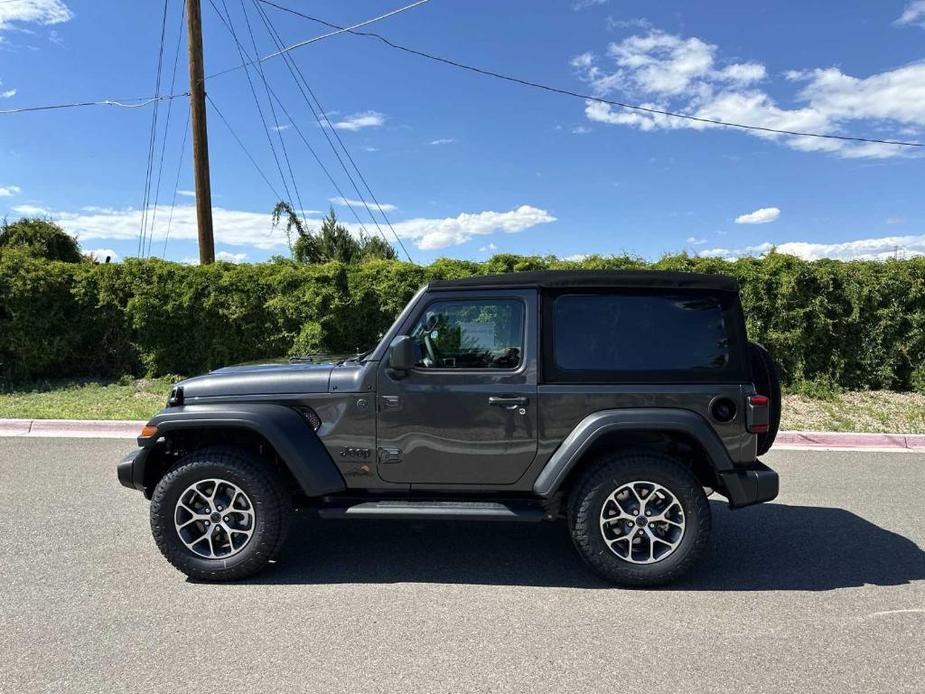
117 447 149 493
719 461 778 509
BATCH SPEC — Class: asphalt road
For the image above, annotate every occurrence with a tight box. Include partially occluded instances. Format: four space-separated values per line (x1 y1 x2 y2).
1 438 923 694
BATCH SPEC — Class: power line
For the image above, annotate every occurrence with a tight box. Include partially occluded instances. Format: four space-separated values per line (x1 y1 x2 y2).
0 0 429 117
238 0 306 218
205 0 431 82
162 106 192 258
147 0 188 257
259 0 925 150
205 0 376 246
0 94 187 115
138 0 171 257
208 0 296 213
206 93 283 199
200 0 374 241
251 0 413 261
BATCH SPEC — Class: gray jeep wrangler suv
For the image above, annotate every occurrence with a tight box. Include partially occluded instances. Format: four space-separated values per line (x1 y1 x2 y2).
118 270 780 586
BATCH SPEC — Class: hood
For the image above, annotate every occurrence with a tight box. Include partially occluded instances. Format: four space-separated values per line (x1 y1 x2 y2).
177 361 335 400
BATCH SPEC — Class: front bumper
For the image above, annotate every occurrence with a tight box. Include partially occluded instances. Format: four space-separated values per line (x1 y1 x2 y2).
719 460 779 509
117 447 150 493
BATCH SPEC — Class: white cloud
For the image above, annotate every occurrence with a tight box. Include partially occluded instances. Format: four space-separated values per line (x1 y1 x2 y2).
271 123 290 132
886 216 906 225
216 250 247 263
573 29 925 158
571 125 591 134
177 190 196 198
735 207 780 224
1 89 15 98
41 203 556 252
897 1 925 27
83 248 118 262
0 1 73 31
573 0 608 9
562 253 589 261
699 233 925 261
479 242 498 252
428 138 455 145
330 196 397 213
0 184 21 196
395 205 556 250
11 203 49 215
606 17 652 31
329 111 384 131
362 146 379 152
686 236 707 245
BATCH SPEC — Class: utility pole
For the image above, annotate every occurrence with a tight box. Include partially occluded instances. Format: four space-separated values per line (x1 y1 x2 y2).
186 0 215 264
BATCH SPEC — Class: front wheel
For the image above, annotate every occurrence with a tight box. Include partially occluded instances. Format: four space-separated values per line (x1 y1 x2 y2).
150 446 291 581
568 452 710 586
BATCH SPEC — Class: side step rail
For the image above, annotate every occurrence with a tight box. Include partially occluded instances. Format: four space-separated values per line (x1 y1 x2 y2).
316 500 548 522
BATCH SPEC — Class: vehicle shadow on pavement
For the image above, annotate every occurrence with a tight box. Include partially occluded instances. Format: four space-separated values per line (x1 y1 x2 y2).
239 501 924 590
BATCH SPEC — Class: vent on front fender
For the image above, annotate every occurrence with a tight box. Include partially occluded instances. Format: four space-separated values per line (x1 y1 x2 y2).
298 406 322 431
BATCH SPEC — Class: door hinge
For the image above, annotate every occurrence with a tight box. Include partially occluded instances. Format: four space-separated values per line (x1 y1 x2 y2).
378 447 402 464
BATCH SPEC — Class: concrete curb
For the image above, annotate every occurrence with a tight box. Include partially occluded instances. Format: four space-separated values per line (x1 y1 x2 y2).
0 419 143 439
1 418 924 450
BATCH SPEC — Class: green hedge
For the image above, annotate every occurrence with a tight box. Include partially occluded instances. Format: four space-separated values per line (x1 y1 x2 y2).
2 249 924 391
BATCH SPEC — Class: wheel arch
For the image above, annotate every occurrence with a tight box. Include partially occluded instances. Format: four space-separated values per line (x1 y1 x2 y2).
138 403 345 499
533 409 735 498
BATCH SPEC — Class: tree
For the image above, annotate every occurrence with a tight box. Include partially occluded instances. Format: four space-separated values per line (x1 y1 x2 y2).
0 217 83 262
272 202 397 264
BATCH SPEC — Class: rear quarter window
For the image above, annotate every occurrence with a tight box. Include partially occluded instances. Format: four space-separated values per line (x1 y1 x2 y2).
543 290 746 383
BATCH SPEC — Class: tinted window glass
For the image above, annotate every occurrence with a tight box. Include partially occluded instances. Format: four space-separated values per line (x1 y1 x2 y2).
553 293 730 374
411 299 524 369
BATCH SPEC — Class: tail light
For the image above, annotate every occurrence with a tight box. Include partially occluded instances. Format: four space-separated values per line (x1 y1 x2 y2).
747 394 770 433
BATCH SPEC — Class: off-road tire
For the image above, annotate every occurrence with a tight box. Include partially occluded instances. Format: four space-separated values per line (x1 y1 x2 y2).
568 451 710 587
150 446 291 581
748 341 782 456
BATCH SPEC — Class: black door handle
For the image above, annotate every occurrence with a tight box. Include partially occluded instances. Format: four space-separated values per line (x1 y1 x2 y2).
488 396 528 408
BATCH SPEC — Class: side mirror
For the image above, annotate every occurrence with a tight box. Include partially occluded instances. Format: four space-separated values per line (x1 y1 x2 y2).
388 335 415 372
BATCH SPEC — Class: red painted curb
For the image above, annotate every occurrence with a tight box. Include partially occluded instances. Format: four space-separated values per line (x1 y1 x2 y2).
775 431 925 450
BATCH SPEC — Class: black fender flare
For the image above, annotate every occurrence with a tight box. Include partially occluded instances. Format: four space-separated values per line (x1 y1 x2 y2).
140 403 345 496
532 408 735 497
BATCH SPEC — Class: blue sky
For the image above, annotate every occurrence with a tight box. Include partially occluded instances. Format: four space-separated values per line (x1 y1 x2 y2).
1 0 924 264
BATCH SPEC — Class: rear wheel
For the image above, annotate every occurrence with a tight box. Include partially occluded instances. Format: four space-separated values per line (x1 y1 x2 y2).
568 451 710 586
150 446 291 581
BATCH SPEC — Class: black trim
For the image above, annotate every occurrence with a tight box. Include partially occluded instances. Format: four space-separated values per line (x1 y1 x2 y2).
719 461 779 509
117 447 149 492
430 270 739 293
139 403 346 497
533 408 736 497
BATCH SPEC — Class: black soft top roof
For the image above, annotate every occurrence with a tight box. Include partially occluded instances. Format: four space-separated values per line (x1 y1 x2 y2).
429 270 739 293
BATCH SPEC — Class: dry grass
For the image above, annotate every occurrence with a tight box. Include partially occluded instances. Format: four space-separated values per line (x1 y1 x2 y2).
0 378 174 421
782 391 925 433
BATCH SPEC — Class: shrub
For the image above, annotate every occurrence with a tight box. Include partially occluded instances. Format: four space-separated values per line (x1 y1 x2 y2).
1 250 924 390
0 218 83 263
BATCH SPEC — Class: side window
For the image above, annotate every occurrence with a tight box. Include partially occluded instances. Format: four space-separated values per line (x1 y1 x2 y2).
550 292 732 379
410 299 524 369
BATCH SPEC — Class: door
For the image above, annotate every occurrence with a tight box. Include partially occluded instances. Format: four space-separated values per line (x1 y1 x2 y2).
376 289 538 485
